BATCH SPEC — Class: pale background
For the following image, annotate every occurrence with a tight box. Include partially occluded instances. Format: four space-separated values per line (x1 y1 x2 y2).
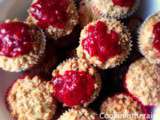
0 0 160 119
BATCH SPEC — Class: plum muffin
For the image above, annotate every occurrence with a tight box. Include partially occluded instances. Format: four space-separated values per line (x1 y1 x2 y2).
139 11 160 64
27 0 79 39
51 58 101 107
77 19 131 69
7 75 57 120
125 58 160 106
0 21 46 72
101 93 146 120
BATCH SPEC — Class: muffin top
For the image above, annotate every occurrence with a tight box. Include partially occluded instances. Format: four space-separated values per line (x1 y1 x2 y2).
139 11 160 64
101 93 146 120
0 20 46 72
126 58 160 106
58 108 100 120
52 58 97 76
77 19 131 69
0 21 35 57
7 75 56 120
52 58 101 107
28 0 78 39
91 0 138 18
30 0 70 29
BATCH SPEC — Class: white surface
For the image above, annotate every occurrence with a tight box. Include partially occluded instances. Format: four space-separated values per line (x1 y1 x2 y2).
138 0 160 19
0 0 160 120
0 71 21 119
0 0 32 119
0 0 32 21
153 106 160 120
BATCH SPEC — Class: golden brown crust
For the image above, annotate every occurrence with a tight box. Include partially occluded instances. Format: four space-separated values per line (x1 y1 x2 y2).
7 75 56 120
27 0 79 39
77 19 131 69
58 108 99 120
0 22 46 72
52 58 101 107
139 11 160 64
126 58 160 106
100 94 146 120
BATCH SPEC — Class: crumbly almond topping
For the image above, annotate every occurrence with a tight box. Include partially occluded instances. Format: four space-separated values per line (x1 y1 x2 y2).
126 58 160 105
7 75 56 120
101 94 146 120
80 0 139 22
52 58 101 107
52 58 97 76
58 108 99 120
77 19 131 69
0 26 46 72
27 0 79 40
139 11 160 64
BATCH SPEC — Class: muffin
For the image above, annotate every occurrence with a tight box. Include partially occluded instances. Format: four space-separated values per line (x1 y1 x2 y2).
77 19 131 69
51 58 101 107
125 58 160 106
139 11 160 64
27 0 79 39
58 108 100 120
0 21 46 72
91 0 139 19
79 0 139 25
100 93 146 120
6 75 57 120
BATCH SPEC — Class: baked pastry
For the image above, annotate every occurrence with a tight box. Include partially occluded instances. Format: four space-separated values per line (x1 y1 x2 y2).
91 0 139 19
79 0 139 26
100 93 146 120
27 0 79 39
7 75 57 120
139 11 160 64
58 108 100 120
52 58 101 107
77 19 131 69
0 21 46 72
125 58 160 106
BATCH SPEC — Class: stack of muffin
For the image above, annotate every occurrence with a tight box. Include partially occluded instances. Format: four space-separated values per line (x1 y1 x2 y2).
0 0 159 120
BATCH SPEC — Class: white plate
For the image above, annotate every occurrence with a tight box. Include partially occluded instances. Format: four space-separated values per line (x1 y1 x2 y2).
0 0 160 120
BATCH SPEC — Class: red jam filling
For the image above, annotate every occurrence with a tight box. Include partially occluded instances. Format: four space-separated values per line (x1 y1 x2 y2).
0 22 33 57
153 22 160 53
30 0 69 29
82 21 121 62
52 70 96 106
112 0 135 7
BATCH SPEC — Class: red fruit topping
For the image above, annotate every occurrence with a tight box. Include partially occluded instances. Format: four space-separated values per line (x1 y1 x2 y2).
153 22 160 53
30 0 69 29
52 70 96 106
82 21 121 62
0 22 33 57
112 0 135 7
